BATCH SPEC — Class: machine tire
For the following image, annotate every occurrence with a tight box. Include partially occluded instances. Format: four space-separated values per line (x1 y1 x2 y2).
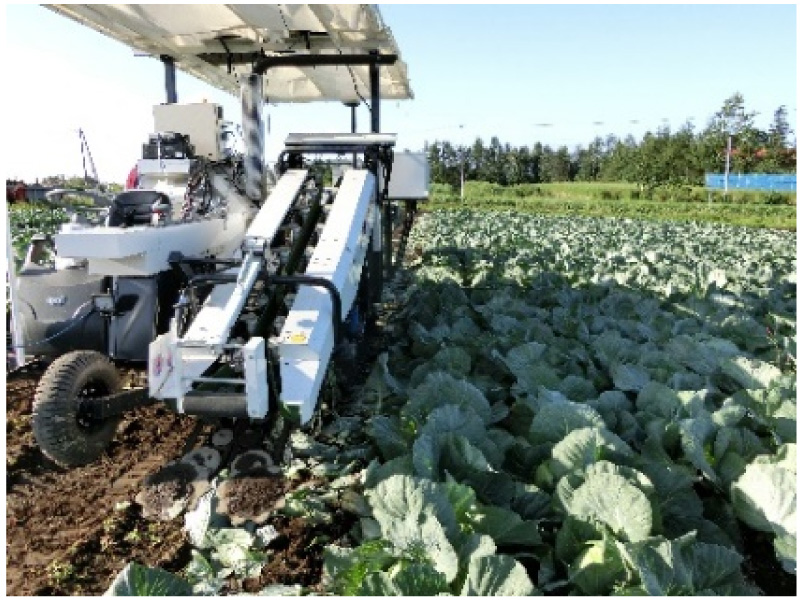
32 350 121 467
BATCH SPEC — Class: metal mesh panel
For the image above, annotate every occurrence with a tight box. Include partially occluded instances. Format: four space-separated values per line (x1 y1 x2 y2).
705 173 797 192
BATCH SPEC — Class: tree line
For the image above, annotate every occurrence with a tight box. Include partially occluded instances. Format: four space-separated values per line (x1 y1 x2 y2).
428 94 796 192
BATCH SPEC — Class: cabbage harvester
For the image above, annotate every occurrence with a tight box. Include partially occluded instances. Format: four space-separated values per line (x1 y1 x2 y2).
10 4 427 467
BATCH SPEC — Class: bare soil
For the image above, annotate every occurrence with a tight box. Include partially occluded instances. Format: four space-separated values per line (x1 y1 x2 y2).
5 364 361 596
218 469 287 525
740 524 797 596
5 366 197 595
233 512 356 595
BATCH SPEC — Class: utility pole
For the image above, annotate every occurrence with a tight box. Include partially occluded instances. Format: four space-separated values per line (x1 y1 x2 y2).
458 124 465 202
460 152 465 202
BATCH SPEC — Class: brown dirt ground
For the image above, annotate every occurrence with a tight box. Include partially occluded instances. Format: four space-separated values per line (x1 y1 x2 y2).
217 469 287 524
5 365 361 596
5 366 197 595
234 512 357 595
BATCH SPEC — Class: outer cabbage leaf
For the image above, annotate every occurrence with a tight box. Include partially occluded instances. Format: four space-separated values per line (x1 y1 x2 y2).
364 455 415 489
104 562 192 596
619 532 757 595
774 534 797 574
322 541 396 595
569 533 628 595
636 381 681 419
462 469 517 507
439 433 492 476
373 562 450 596
416 404 504 468
384 511 460 583
555 515 605 564
527 401 606 446
719 356 782 390
511 481 552 520
184 550 225 596
411 433 440 480
636 460 704 538
558 471 653 542
677 415 719 484
610 363 651 392
666 334 738 376
735 384 797 444
456 533 497 574
731 449 797 572
549 427 634 479
467 505 543 546
369 475 458 542
460 554 537 596
502 341 561 395
367 415 412 460
409 346 472 387
406 372 492 423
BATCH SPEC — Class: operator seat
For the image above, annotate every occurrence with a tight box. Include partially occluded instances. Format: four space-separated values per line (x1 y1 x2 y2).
106 190 170 227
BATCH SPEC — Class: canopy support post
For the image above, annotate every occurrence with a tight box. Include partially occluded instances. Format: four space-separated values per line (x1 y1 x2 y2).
160 54 178 104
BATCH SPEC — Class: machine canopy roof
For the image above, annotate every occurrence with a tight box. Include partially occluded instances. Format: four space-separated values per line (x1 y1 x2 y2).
46 4 413 103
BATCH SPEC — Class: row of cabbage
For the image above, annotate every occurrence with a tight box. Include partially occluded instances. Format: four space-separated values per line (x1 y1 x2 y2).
320 211 796 595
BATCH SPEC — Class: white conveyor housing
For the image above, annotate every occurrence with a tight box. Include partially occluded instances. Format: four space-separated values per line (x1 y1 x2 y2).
148 169 310 418
279 169 377 422
150 155 383 424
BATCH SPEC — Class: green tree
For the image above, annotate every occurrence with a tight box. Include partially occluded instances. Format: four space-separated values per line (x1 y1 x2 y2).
762 106 796 172
471 137 487 180
575 137 605 181
703 92 761 174
600 135 638 182
425 93 795 189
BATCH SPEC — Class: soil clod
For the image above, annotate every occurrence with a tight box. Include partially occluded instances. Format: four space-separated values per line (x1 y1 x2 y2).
217 470 286 526
136 461 209 521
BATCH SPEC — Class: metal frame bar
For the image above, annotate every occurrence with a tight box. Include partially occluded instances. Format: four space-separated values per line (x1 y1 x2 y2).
78 388 153 421
161 54 178 104
251 52 397 75
368 50 388 303
251 51 394 305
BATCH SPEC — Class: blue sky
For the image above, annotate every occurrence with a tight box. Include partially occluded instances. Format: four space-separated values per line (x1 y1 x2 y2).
3 3 797 184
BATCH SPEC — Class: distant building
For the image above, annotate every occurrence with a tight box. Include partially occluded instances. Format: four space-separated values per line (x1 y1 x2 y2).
5 180 54 203
25 183 54 202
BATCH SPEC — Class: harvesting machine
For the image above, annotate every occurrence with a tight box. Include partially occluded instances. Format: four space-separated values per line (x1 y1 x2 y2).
8 4 428 467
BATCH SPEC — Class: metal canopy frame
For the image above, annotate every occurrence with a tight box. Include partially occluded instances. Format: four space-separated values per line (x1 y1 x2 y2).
45 4 414 104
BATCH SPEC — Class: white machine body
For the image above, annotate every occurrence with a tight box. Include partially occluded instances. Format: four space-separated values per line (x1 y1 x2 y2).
136 158 192 220
148 137 387 424
279 169 377 422
149 169 311 417
384 151 429 200
53 200 251 276
52 103 254 277
152 102 227 161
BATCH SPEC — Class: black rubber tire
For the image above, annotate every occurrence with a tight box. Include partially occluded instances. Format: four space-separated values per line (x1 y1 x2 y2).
32 350 121 467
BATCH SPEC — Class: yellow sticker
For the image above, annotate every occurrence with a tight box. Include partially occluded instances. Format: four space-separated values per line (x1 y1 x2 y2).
288 333 308 344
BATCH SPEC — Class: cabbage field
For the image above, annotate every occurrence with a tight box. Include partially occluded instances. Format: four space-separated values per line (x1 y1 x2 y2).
310 211 797 595
8 207 798 595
